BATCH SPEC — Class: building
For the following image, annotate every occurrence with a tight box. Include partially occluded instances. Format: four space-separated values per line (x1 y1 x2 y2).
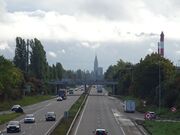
158 32 164 57
93 55 103 80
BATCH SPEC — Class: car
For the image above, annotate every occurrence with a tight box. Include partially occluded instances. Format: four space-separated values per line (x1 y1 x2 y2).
93 129 108 135
144 111 157 120
24 114 35 123
6 121 21 133
57 96 63 101
11 105 23 113
45 112 56 121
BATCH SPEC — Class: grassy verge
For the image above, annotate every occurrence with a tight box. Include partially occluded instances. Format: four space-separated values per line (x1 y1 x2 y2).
0 113 21 125
51 94 86 135
116 95 180 118
0 95 52 111
143 121 180 135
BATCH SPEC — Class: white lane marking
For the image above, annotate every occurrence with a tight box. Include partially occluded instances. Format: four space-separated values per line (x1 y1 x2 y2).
44 114 63 135
120 127 126 135
74 96 89 135
46 103 52 107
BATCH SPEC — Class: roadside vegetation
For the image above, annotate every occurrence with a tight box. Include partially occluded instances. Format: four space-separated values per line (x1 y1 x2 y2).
51 93 87 135
105 53 180 117
143 121 180 135
0 113 21 125
0 95 52 111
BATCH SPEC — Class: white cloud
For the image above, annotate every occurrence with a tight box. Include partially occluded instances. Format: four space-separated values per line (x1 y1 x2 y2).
48 51 57 58
0 41 13 52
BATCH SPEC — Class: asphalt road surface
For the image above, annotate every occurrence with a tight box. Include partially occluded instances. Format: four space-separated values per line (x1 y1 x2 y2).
0 90 83 135
72 87 143 135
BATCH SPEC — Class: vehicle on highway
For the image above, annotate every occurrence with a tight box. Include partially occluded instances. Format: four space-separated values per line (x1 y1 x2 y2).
123 100 135 113
93 129 108 135
144 111 157 120
57 96 63 101
69 89 74 94
6 121 21 133
11 105 23 113
58 89 67 100
24 114 35 123
97 85 103 93
45 112 56 121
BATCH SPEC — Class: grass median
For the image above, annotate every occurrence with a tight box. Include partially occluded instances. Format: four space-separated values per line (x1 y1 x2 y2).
143 121 180 135
51 94 87 135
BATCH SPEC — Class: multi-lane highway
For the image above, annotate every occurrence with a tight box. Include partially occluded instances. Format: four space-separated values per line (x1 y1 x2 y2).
72 87 144 135
0 89 83 135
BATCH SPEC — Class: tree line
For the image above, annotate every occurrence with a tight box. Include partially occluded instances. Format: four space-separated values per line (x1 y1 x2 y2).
105 53 180 109
0 37 93 101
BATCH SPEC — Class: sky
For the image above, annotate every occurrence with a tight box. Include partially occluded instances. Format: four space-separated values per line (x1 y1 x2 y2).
0 0 180 71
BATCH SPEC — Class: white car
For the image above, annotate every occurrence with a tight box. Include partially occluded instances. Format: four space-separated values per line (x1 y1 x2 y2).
24 114 35 123
57 96 63 101
93 129 108 135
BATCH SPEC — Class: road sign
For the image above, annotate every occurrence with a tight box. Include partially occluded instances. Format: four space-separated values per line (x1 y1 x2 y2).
171 107 176 112
145 112 151 119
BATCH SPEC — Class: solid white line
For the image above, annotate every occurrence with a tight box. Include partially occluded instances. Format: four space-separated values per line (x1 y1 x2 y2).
120 127 126 135
74 96 89 135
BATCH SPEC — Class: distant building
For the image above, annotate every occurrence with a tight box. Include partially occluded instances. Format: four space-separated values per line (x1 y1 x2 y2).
93 55 103 80
158 32 164 57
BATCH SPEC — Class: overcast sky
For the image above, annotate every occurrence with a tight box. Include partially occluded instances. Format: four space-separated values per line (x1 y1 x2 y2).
0 0 180 71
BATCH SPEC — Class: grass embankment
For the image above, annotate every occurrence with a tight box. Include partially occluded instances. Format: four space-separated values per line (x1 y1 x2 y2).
143 121 180 135
51 94 87 135
0 95 52 111
0 113 21 125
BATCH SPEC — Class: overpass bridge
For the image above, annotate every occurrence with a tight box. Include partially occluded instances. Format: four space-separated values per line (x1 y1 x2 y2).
48 79 118 94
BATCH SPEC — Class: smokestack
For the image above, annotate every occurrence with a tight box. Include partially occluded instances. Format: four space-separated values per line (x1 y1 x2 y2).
158 31 164 57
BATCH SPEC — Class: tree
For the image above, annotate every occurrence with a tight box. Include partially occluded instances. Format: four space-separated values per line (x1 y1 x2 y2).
56 63 63 80
30 38 48 80
0 56 24 100
133 53 175 104
14 37 27 72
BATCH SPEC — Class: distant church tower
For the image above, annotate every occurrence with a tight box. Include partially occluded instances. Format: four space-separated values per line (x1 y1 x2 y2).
94 55 98 80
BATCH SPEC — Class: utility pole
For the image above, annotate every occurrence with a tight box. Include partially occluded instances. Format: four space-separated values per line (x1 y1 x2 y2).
159 59 161 113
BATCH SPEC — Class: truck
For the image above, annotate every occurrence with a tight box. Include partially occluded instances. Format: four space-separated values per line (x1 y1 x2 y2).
97 85 103 93
123 100 135 113
58 89 67 100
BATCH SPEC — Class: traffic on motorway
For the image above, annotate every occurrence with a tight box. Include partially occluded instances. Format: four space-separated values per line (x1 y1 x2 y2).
0 86 84 135
0 86 146 135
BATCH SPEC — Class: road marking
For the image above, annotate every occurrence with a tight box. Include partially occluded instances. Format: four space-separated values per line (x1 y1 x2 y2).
120 127 126 135
46 103 52 107
74 96 89 135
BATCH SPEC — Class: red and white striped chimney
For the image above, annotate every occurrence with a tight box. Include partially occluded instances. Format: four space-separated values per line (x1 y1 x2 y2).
158 32 164 57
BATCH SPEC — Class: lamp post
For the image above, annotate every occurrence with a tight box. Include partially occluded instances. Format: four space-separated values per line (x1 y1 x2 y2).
158 60 161 113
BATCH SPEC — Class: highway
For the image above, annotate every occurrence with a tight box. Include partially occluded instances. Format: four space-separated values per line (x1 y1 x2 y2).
0 89 83 135
72 87 143 135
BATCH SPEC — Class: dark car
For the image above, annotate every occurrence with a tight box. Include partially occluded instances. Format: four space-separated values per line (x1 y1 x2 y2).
45 112 56 121
6 121 21 133
11 105 23 113
93 129 108 135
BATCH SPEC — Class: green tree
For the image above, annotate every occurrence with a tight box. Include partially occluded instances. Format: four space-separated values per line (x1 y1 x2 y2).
56 63 63 80
0 56 24 100
30 38 48 80
133 53 175 104
14 37 27 72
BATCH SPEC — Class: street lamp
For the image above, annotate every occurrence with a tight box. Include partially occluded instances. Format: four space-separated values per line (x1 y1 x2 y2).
158 60 161 113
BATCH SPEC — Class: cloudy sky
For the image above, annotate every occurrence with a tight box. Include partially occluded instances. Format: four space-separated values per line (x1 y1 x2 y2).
0 0 180 71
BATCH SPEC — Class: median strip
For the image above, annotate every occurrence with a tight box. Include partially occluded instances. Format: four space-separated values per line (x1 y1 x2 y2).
51 93 88 135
